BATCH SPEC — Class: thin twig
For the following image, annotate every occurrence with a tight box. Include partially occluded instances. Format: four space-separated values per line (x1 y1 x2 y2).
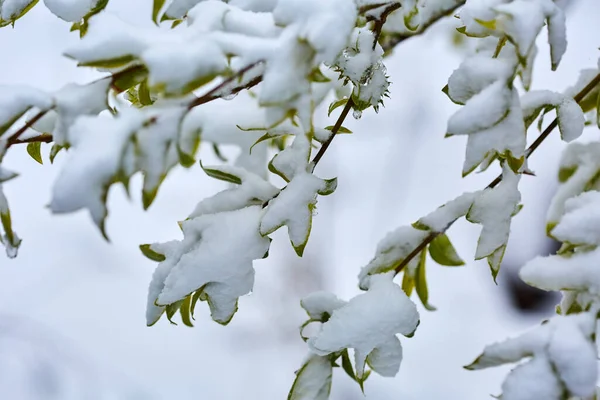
394 72 600 274
5 110 50 146
9 134 53 145
187 62 263 109
381 1 466 55
310 99 355 170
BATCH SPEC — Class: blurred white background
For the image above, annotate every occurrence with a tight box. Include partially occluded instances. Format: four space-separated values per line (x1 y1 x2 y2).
0 1 598 398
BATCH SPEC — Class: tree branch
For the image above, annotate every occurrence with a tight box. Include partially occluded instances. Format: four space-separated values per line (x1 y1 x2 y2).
310 98 355 170
381 1 466 55
5 110 51 147
394 72 600 274
9 133 53 145
187 62 263 109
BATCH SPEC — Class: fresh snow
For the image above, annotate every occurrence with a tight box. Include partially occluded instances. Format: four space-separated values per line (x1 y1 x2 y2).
307 275 419 378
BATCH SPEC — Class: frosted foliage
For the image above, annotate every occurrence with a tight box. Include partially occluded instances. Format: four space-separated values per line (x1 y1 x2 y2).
269 132 311 181
307 275 418 378
165 0 203 18
446 56 513 105
468 314 597 399
520 90 584 141
288 355 332 400
445 56 526 174
366 335 403 377
44 0 99 22
467 166 521 276
190 166 279 218
180 94 281 177
550 191 600 246
458 0 566 69
336 28 389 110
0 86 52 134
501 356 562 400
547 142 600 227
50 78 111 146
0 187 20 258
135 107 186 198
416 192 478 232
358 226 429 289
520 247 600 296
50 110 145 229
146 206 270 325
272 0 356 65
142 38 228 95
300 292 347 321
0 0 35 22
260 171 335 256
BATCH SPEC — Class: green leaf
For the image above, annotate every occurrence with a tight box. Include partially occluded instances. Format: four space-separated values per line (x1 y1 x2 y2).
49 144 64 164
474 18 496 30
309 68 331 83
179 295 194 327
165 300 183 325
138 79 154 105
415 250 436 311
358 369 371 393
596 90 600 129
1 210 15 246
558 166 577 183
200 161 242 184
139 244 166 262
287 355 333 400
26 142 43 165
112 66 149 93
152 0 167 24
249 132 285 154
142 184 161 210
401 272 414 296
341 349 358 382
0 0 38 28
318 178 338 196
403 6 419 31
77 54 138 69
190 288 204 317
328 98 348 117
428 233 465 266
324 125 352 134
212 143 228 162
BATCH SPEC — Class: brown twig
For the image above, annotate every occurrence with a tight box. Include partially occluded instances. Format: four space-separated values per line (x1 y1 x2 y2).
310 98 355 170
187 62 263 109
9 134 53 145
394 72 600 274
381 1 466 55
5 110 51 146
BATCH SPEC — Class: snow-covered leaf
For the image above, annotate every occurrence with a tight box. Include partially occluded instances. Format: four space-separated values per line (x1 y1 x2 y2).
288 354 333 400
146 206 270 326
0 0 38 27
466 313 597 400
0 86 53 137
546 142 600 231
307 275 419 379
358 226 429 290
521 90 584 142
190 163 279 218
466 165 521 280
0 187 21 258
260 171 336 256
428 233 465 267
